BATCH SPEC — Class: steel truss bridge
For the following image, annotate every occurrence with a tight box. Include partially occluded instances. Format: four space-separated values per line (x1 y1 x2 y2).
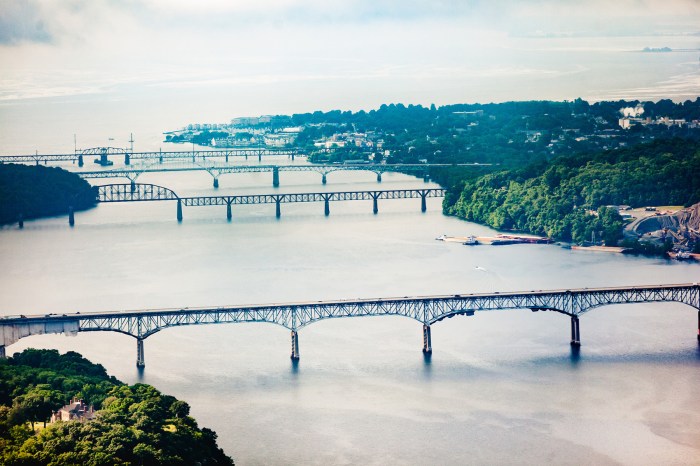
1 284 697 366
90 183 445 221
0 147 302 167
76 162 485 188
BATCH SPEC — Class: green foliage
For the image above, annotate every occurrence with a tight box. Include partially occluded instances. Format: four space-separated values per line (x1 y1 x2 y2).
0 164 96 224
447 139 700 244
0 349 234 465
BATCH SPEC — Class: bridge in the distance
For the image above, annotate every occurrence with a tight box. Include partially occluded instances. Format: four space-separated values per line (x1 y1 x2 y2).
0 147 302 167
76 162 486 188
0 284 697 366
51 183 445 224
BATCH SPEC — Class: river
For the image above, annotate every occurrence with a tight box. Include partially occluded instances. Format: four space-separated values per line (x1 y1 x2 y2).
1 163 699 465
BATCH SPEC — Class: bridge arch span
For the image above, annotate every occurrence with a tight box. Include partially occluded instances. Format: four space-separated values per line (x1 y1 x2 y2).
579 297 699 315
296 309 424 330
139 316 292 339
95 183 180 202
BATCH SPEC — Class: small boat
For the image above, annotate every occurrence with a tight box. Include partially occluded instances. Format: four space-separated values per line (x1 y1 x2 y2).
435 234 447 241
669 251 692 261
462 236 479 245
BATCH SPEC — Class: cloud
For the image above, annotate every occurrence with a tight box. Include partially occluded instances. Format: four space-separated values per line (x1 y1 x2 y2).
0 0 52 44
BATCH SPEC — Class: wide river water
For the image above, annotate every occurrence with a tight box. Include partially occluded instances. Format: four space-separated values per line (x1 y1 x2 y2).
1 160 699 465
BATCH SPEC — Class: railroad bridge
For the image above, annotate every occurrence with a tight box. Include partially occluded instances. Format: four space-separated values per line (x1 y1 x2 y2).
0 147 302 167
1 284 698 366
77 183 445 223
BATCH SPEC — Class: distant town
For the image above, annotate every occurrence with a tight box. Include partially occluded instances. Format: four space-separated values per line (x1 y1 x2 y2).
164 99 700 165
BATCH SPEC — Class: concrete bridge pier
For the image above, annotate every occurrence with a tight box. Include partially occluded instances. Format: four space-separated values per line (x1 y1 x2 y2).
376 173 382 183
176 200 183 222
258 152 262 162
18 214 23 229
225 153 229 163
324 199 330 216
78 155 84 167
68 206 75 227
422 324 432 354
291 330 300 360
213 178 219 189
226 203 232 221
291 152 295 161
372 195 379 214
136 338 145 367
272 167 280 187
420 193 427 213
322 174 327 184
275 199 281 218
423 173 430 182
570 315 581 346
124 153 130 165
130 180 136 193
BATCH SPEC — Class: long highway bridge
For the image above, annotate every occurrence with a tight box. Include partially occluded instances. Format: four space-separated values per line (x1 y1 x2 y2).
0 147 302 166
76 162 486 188
1 284 697 366
46 183 446 226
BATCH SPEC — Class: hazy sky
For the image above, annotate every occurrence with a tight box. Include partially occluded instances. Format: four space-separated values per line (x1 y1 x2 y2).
1 0 699 123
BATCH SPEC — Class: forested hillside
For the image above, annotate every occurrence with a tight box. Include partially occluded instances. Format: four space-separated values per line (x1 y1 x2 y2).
445 139 700 245
0 349 234 465
0 164 96 225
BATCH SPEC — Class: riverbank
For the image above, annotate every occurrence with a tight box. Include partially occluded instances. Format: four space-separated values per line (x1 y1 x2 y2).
0 164 95 225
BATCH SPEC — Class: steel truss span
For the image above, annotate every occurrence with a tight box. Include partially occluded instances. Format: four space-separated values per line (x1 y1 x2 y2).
1 284 698 364
0 148 302 165
94 183 445 203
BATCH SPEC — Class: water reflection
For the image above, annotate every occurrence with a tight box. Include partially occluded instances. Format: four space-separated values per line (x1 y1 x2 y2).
569 345 581 365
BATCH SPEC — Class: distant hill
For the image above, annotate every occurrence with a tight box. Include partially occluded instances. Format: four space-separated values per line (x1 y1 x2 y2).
445 139 700 246
0 164 96 225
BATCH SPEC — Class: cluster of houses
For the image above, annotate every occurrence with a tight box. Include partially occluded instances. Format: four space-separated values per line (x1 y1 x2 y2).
618 104 699 129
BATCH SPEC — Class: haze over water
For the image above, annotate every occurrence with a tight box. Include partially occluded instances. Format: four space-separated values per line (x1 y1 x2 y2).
2 1 700 464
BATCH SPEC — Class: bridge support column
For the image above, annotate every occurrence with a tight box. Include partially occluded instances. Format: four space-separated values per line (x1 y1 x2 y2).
226 203 232 221
324 199 330 216
258 152 262 162
272 167 280 187
421 194 427 213
322 174 327 184
136 338 145 367
130 180 136 193
376 173 382 183
176 200 183 222
18 214 23 229
275 200 281 218
0 345 5 359
290 330 300 360
213 178 219 189
570 316 581 347
423 173 430 183
291 152 295 161
373 197 379 214
68 206 75 227
124 153 130 165
78 155 84 167
422 324 432 354
225 153 229 163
